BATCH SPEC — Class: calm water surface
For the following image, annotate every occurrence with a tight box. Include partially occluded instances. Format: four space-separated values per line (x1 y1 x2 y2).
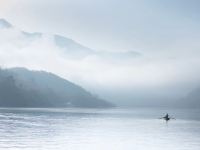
0 108 200 150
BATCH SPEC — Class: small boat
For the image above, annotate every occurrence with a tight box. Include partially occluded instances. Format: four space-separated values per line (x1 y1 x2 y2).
159 113 175 122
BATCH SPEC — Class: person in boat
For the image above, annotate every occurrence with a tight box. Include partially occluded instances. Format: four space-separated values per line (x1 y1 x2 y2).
160 113 175 122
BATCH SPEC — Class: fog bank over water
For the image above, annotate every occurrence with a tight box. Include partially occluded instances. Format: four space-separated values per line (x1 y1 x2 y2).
0 0 200 107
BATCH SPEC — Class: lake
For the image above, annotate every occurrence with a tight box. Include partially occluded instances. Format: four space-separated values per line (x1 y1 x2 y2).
0 108 200 150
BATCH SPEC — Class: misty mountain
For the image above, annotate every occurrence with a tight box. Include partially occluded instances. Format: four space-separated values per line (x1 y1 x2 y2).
0 18 140 59
0 18 143 108
0 67 113 108
180 87 200 108
0 19 12 29
54 35 94 57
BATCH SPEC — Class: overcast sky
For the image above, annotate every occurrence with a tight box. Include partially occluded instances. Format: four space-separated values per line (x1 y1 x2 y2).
1 0 200 53
0 0 200 105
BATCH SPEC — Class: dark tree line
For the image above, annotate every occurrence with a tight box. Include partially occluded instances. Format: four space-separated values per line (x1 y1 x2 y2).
0 68 113 108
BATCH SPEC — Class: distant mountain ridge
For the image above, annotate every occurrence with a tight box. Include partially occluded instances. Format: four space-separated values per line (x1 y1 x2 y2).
0 19 12 28
180 87 200 108
0 18 141 59
0 67 114 108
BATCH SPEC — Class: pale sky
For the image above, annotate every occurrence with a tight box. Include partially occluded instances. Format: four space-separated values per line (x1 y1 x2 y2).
1 0 200 53
0 0 200 106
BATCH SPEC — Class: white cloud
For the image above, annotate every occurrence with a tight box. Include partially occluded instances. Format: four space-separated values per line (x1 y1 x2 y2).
1 25 200 91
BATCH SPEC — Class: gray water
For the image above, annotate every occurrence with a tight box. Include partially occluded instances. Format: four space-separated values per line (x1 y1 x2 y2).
0 108 200 150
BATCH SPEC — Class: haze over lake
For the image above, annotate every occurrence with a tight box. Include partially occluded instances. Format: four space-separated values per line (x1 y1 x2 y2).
0 0 200 150
0 108 200 150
